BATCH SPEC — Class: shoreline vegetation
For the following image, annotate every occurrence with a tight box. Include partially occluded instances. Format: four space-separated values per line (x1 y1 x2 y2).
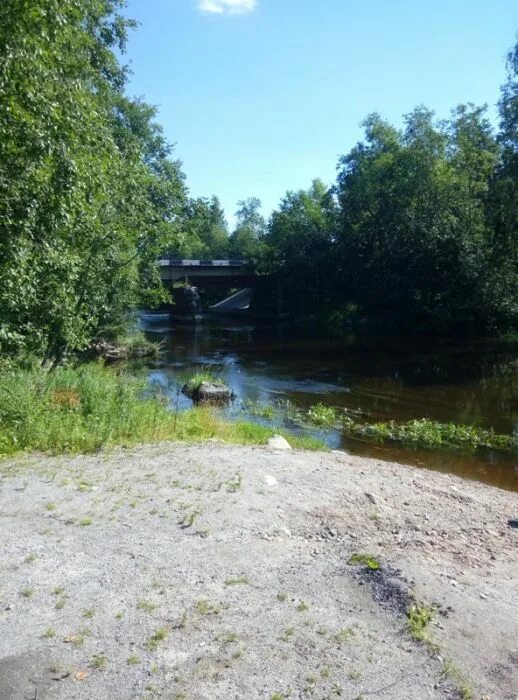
0 364 324 458
0 364 515 461
245 398 517 453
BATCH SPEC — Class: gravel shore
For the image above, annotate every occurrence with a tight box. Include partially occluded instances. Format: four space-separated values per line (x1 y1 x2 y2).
0 443 516 699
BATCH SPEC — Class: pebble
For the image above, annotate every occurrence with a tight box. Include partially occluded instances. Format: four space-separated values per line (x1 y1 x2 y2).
263 474 278 487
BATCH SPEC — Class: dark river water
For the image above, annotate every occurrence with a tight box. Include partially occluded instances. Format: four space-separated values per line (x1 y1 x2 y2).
141 315 518 492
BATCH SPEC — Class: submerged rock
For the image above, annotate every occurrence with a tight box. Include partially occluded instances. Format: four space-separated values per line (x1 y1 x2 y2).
267 435 292 450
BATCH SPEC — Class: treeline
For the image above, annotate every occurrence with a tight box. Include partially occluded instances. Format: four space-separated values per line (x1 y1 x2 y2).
190 41 518 335
1 2 516 367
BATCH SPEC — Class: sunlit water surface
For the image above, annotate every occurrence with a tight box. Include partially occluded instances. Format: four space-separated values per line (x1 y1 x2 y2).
141 316 518 492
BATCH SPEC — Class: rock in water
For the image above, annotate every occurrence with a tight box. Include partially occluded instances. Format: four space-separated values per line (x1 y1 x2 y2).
267 435 292 450
185 381 232 404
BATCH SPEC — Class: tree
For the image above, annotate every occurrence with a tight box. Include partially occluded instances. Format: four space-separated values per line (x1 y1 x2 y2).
0 0 187 360
265 180 338 313
229 198 266 260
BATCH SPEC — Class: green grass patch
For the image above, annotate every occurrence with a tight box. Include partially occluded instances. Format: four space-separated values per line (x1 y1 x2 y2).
182 370 221 393
0 364 326 458
407 604 433 642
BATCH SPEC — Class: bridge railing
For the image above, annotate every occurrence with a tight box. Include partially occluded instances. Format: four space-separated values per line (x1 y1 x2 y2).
158 259 246 267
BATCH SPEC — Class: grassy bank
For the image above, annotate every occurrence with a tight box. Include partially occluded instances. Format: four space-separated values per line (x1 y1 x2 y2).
0 364 324 457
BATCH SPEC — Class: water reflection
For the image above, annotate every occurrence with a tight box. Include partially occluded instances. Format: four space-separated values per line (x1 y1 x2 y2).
141 317 518 492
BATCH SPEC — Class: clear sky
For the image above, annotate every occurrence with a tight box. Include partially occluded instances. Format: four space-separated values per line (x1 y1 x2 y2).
123 0 517 226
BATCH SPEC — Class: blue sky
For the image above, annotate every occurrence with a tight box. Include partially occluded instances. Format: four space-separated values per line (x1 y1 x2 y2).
124 0 517 227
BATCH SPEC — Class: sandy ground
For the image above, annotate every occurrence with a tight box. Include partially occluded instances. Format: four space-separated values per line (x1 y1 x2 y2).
0 443 516 700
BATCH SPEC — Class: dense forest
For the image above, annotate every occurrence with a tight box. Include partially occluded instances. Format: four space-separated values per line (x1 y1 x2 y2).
1 1 517 364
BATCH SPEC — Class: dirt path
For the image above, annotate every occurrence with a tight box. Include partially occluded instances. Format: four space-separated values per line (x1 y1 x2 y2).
0 443 516 700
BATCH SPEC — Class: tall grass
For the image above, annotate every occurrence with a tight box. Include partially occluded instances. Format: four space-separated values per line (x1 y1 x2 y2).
0 364 324 456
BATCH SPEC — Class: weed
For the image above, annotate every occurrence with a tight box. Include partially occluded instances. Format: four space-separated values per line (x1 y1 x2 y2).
146 628 169 651
45 503 56 511
82 608 95 619
407 604 433 642
245 400 276 420
321 665 331 679
304 674 317 693
195 599 220 616
347 669 362 681
25 553 38 564
271 693 286 700
42 628 56 638
52 586 65 596
90 654 107 670
224 576 249 586
55 597 66 610
307 403 337 426
127 655 141 666
442 659 473 699
21 587 34 598
183 370 221 394
137 600 157 613
64 630 89 648
115 611 124 620
78 517 92 527
179 508 201 528
277 592 287 602
348 553 380 570
296 601 309 612
218 632 238 644
335 628 355 643
225 474 242 492
280 626 294 642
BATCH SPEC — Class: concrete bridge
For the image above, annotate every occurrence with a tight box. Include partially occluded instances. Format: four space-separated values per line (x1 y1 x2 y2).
158 259 254 285
158 259 281 316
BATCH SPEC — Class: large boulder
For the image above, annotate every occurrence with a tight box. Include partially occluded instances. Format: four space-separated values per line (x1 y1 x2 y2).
182 381 232 405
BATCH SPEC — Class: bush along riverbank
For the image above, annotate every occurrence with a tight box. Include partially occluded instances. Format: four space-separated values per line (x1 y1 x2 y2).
0 364 325 457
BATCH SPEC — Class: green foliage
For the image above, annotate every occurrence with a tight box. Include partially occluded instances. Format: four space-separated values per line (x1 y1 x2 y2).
348 553 381 571
0 0 186 362
229 198 268 262
183 371 221 393
306 403 337 426
345 417 515 451
0 364 326 457
258 43 518 334
407 604 433 642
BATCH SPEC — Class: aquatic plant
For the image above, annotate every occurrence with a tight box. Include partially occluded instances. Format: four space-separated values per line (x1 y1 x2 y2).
306 403 337 426
344 417 515 451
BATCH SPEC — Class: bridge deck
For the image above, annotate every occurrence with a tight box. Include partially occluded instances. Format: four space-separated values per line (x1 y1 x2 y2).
159 259 252 282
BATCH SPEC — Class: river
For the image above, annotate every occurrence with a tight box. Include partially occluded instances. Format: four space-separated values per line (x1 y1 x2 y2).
141 315 518 492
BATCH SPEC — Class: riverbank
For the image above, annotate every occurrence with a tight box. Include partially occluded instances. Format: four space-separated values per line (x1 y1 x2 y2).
1 444 516 699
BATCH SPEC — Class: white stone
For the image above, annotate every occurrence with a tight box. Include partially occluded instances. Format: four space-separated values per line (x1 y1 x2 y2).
263 474 278 487
267 435 292 450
